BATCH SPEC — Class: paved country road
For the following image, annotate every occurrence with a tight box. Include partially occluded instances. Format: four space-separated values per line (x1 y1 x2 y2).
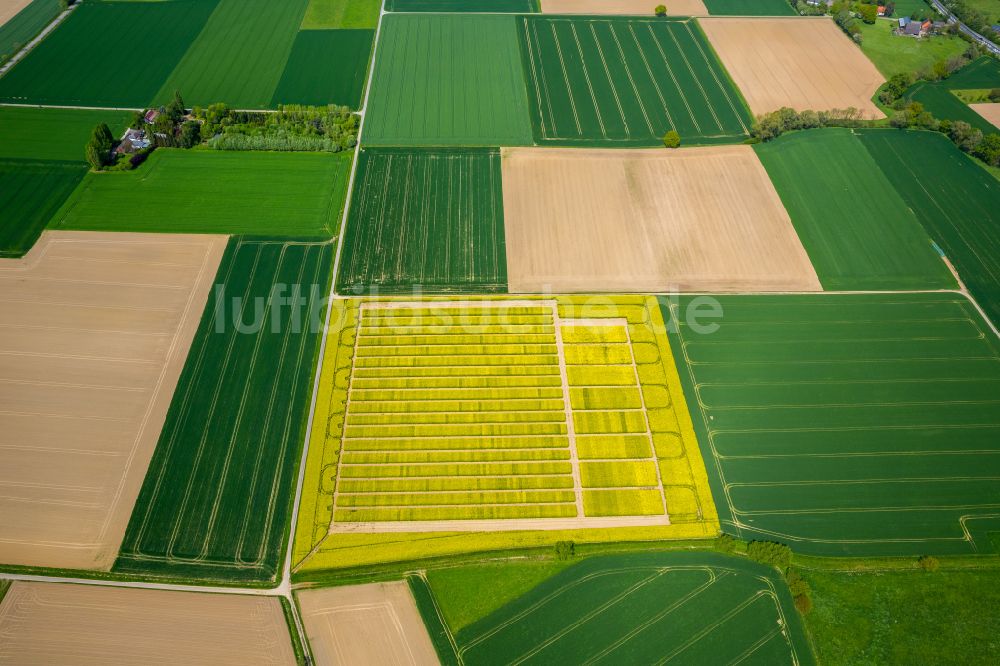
927 0 1000 56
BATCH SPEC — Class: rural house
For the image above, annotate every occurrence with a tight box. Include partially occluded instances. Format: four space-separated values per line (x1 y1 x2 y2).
114 128 150 155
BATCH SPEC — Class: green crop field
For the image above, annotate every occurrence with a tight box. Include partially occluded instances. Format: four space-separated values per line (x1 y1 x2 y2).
0 0 217 107
0 159 85 257
114 238 333 583
518 16 751 146
856 18 967 79
363 14 533 146
271 29 373 108
51 149 351 237
0 0 59 64
291 296 719 572
0 107 131 162
386 0 539 10
154 0 307 108
302 0 380 28
703 0 796 15
666 293 1000 557
446 552 813 665
904 57 1000 134
858 129 1000 328
754 128 955 290
337 148 507 293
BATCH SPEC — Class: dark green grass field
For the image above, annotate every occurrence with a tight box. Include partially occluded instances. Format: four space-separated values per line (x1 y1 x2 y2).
858 129 1000 328
803 567 1000 664
51 149 351 236
154 0 308 108
271 29 374 108
904 57 1000 135
0 106 130 162
0 0 217 107
703 0 797 15
337 148 507 293
114 238 333 583
754 128 955 290
446 552 814 665
363 14 533 146
518 16 751 146
386 0 538 10
0 0 60 63
666 293 1000 557
0 159 85 257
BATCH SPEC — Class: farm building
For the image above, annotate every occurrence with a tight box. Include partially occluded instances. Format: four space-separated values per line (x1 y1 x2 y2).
114 128 149 155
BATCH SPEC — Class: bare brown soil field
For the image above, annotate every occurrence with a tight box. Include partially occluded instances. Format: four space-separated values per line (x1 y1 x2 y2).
0 0 32 28
0 231 226 570
541 0 708 15
700 17 885 118
297 582 439 665
0 581 295 664
501 146 821 292
970 102 1000 130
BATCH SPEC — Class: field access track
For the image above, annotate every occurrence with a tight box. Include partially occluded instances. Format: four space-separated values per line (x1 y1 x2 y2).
519 16 750 145
114 238 332 582
667 293 1000 556
452 552 813 665
0 231 226 571
337 148 507 294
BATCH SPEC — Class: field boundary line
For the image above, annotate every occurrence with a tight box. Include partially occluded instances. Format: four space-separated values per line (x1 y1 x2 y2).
0 2 77 78
552 303 585 516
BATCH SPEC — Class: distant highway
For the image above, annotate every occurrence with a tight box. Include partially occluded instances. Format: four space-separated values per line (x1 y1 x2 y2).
927 0 1000 56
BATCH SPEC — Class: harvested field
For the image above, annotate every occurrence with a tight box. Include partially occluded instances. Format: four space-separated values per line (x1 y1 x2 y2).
115 239 332 583
667 293 1000 556
297 582 438 665
154 0 308 108
364 14 533 146
0 231 226 570
0 581 295 664
858 129 1000 329
452 552 813 665
52 149 351 237
519 16 750 145
0 159 86 258
292 296 718 571
271 29 373 109
0 0 59 64
540 0 707 15
0 107 131 162
0 0 216 107
970 102 1000 130
754 128 955 290
0 0 31 28
337 148 507 294
700 17 885 118
502 146 821 293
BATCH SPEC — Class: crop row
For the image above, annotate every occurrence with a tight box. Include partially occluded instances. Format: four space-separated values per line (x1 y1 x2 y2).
570 387 642 410
560 326 629 344
344 423 569 437
340 449 571 465
351 387 564 402
337 475 575 493
355 343 558 358
345 410 566 426
566 365 637 386
563 344 634 366
361 314 552 329
337 490 576 507
573 410 648 435
363 305 552 319
352 365 561 379
339 461 574 478
583 489 665 517
357 333 556 346
349 398 565 413
342 435 571 451
580 461 659 488
576 435 653 460
350 376 564 390
335 503 578 522
354 354 559 368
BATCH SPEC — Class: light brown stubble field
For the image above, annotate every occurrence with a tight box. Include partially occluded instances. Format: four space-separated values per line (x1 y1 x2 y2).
970 103 1000 130
0 231 227 570
297 582 439 665
700 17 886 118
501 146 822 293
0 0 32 29
541 0 708 15
0 581 296 665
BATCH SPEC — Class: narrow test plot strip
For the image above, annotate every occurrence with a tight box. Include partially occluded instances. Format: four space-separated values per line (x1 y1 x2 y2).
667 292 1000 556
114 238 332 583
518 16 751 145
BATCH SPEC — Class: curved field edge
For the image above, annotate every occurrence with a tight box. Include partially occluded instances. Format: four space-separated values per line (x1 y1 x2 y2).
290 295 718 573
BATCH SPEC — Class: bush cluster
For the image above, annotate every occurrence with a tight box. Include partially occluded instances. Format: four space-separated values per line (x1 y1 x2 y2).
750 107 867 141
554 541 575 560
194 103 359 153
84 123 114 170
747 540 794 571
